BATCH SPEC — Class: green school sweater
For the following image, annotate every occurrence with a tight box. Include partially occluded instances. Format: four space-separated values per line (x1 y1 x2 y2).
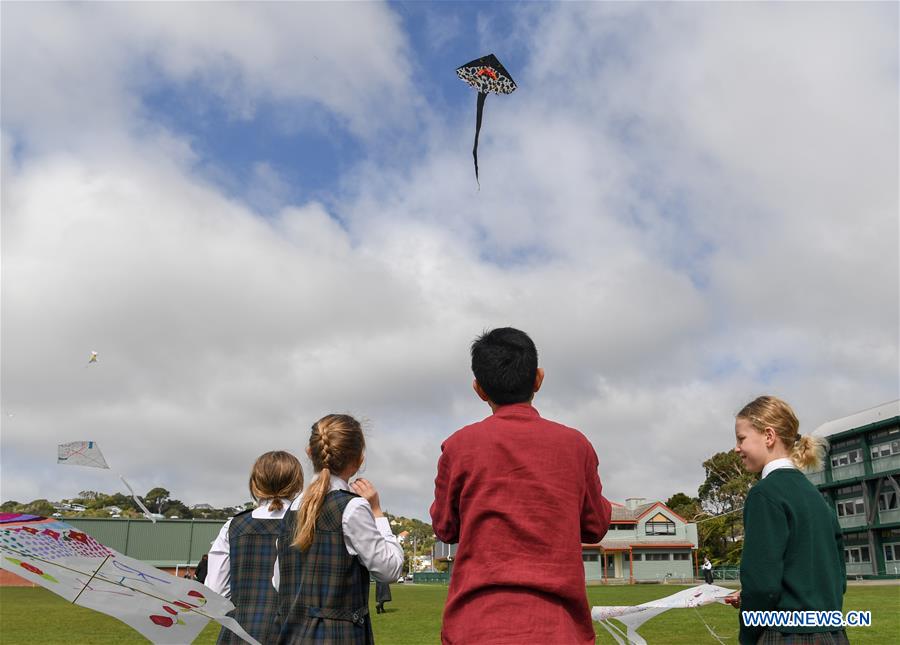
739 469 846 644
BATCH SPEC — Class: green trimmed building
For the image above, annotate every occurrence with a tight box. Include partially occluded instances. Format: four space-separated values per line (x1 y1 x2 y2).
805 400 900 579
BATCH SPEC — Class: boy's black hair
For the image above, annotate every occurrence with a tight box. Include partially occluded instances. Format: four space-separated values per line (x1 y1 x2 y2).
470 327 538 405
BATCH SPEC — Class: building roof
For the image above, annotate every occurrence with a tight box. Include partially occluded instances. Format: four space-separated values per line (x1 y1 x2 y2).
584 539 695 551
611 502 656 521
813 400 900 439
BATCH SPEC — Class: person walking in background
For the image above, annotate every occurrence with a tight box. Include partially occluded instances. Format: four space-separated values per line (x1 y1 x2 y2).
275 414 404 644
727 396 847 645
194 554 208 584
430 327 612 645
205 450 304 644
374 580 392 614
703 556 714 584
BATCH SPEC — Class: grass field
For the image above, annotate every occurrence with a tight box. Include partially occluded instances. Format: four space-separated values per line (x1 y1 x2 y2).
1 584 897 644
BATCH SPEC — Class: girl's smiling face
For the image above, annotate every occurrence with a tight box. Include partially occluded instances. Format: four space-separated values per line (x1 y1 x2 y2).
734 417 769 473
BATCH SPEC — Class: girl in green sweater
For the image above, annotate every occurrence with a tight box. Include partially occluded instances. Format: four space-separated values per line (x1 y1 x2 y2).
727 396 847 645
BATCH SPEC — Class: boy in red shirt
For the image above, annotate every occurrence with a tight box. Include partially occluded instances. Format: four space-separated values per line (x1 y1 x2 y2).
430 327 612 644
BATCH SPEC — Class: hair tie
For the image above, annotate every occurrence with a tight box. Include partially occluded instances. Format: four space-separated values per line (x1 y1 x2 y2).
794 433 802 444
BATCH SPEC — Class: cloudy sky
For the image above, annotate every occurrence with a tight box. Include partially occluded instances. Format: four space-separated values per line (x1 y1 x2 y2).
2 2 897 520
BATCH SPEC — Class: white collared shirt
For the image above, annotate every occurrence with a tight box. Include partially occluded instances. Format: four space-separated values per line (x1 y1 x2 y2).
761 457 796 479
272 476 404 590
205 498 292 598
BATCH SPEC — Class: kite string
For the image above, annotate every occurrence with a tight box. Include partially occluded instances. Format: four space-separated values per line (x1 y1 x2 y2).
693 607 730 644
695 507 744 524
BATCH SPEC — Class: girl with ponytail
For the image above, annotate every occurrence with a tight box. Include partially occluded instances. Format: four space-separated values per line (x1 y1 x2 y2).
728 396 848 645
206 450 304 644
275 414 403 644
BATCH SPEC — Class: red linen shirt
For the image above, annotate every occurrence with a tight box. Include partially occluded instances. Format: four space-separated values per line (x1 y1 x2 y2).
430 403 612 645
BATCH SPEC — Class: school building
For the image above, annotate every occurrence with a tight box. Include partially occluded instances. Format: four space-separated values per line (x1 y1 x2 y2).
581 498 698 583
805 400 900 579
432 497 699 584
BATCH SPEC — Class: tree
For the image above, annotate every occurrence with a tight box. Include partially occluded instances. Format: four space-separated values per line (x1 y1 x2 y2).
665 492 702 522
695 450 759 564
0 501 20 511
78 490 102 501
160 499 192 519
143 487 170 513
22 499 56 516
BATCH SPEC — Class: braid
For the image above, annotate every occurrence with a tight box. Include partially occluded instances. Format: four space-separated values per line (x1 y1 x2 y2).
292 414 366 551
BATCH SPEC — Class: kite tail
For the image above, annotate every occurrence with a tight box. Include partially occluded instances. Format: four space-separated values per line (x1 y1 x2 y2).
119 475 157 523
473 91 487 188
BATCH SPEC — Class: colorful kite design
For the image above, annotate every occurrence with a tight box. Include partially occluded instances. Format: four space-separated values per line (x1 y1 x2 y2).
592 584 733 644
456 53 517 186
57 441 156 522
0 513 260 644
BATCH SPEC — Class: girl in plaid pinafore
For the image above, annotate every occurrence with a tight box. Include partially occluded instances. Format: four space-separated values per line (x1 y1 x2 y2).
275 414 404 645
206 451 304 645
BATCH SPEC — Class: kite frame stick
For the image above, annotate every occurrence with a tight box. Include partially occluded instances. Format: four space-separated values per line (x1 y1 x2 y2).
72 553 112 604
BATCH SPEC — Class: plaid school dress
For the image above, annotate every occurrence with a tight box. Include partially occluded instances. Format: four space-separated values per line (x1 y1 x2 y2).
216 511 282 644
276 490 373 645
756 630 850 645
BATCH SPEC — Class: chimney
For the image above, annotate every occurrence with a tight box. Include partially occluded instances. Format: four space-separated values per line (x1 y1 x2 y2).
625 497 646 510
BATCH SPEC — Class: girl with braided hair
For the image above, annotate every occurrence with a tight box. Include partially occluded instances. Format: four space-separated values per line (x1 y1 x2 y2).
275 414 403 644
206 450 304 644
727 396 847 645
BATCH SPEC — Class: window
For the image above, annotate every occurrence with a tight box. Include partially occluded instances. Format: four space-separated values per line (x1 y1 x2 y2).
582 553 598 562
836 498 865 517
878 490 899 511
871 440 900 460
645 553 671 561
836 484 863 496
869 428 900 441
885 545 899 562
609 524 636 531
632 553 643 561
645 513 676 535
831 450 862 468
673 553 690 561
844 546 871 563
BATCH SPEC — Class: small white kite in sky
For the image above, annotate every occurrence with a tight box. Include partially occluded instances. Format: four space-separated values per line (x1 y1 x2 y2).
57 441 156 523
592 584 733 645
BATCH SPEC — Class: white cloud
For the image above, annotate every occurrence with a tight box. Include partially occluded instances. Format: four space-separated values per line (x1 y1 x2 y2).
2 2 897 517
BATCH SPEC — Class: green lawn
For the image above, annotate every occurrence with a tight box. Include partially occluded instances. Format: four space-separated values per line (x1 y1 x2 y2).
0 584 896 644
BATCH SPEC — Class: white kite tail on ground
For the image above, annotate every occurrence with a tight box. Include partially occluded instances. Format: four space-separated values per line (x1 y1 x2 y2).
592 584 733 645
57 440 156 522
0 515 260 644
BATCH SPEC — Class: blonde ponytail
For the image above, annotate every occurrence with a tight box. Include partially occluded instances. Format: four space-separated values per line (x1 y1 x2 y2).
290 414 366 552
292 468 331 551
790 434 827 472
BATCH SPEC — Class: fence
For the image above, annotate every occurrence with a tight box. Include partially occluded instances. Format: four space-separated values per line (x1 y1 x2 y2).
713 566 740 580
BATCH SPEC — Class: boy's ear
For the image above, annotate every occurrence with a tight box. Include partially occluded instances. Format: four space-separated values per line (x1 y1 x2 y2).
473 379 491 402
533 368 545 393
